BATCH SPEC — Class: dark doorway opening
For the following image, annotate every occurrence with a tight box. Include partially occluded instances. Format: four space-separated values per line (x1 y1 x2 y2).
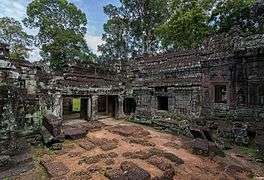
124 98 136 115
157 96 168 111
97 95 117 118
108 96 117 117
98 95 107 113
80 98 88 120
63 96 89 120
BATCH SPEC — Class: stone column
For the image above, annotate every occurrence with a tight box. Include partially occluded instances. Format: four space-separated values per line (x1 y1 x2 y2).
190 89 202 118
116 95 125 119
91 95 98 121
87 97 92 120
52 92 62 118
106 96 109 115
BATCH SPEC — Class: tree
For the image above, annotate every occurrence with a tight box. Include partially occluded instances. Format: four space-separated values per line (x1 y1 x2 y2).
0 17 33 60
156 0 214 49
99 0 170 61
98 4 129 61
24 0 96 70
156 0 263 49
209 0 259 33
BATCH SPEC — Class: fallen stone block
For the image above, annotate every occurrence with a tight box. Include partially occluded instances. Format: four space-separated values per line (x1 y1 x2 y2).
86 164 102 173
79 152 118 165
100 141 118 151
122 150 152 160
70 170 91 180
147 155 173 171
43 114 63 137
190 138 224 157
42 161 70 177
120 161 151 180
79 140 96 151
152 168 175 180
108 125 150 138
104 158 115 165
63 127 87 140
87 137 118 151
105 168 125 180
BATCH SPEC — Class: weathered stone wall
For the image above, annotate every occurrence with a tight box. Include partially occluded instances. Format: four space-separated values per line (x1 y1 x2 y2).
0 58 42 141
128 49 203 120
201 33 264 120
125 32 264 123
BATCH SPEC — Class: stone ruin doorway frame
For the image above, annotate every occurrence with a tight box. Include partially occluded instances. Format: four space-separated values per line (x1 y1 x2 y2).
97 95 118 119
62 95 92 121
123 97 136 115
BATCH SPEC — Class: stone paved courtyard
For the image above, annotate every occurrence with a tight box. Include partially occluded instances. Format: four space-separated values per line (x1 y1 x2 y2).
13 119 264 180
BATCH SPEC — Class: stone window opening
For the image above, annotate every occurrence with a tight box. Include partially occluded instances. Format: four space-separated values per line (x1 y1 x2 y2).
157 96 169 111
215 85 227 103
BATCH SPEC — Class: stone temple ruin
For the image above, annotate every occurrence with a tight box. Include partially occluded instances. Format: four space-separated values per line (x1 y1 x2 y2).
0 32 264 178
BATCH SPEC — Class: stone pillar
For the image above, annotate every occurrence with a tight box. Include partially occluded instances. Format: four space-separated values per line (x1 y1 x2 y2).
190 89 202 118
116 95 125 119
87 97 92 120
51 93 62 118
106 96 109 115
91 95 98 121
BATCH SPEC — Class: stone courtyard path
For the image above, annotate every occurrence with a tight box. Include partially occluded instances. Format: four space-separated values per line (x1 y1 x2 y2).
14 118 264 180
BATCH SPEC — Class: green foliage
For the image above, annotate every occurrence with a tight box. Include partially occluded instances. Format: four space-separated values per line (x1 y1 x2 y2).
156 0 263 49
210 0 258 33
156 0 214 49
0 17 33 60
99 0 171 61
24 0 96 70
238 146 257 158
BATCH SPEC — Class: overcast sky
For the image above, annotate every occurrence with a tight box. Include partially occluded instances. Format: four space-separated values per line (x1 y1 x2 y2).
0 0 120 61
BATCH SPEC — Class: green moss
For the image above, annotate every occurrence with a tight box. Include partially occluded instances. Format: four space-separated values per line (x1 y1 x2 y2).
32 145 49 179
238 146 257 158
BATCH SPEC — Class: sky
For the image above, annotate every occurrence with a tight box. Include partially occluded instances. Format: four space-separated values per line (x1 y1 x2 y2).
0 0 120 61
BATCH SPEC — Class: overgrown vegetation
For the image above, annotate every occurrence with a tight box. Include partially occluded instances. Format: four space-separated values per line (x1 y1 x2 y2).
99 0 263 60
0 17 33 60
23 0 96 70
0 0 263 67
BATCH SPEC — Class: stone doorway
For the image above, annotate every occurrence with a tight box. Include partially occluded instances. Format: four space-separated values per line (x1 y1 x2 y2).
97 95 118 118
62 96 91 121
123 98 136 115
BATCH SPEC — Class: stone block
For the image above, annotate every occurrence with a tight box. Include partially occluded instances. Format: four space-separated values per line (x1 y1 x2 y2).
42 161 70 177
43 114 63 137
63 127 87 140
191 138 224 157
120 161 151 180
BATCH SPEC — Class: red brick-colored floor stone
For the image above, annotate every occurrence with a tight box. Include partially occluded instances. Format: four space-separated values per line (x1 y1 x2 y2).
42 161 70 177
